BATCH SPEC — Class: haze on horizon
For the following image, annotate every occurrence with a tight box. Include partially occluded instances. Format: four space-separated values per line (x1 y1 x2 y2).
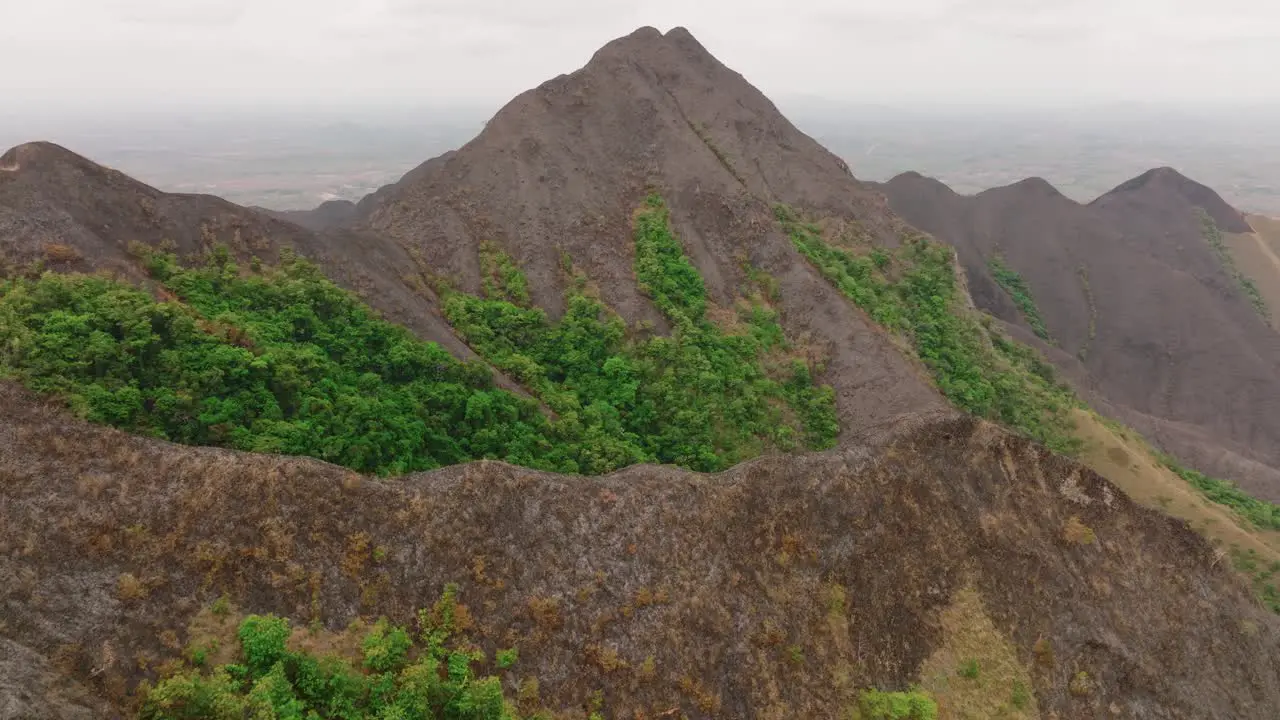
3 0 1279 216
3 0 1280 110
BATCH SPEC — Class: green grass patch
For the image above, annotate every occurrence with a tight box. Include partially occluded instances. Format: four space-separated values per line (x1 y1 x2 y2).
852 688 938 720
987 255 1051 341
1158 454 1280 531
1230 547 1280 614
775 205 1081 456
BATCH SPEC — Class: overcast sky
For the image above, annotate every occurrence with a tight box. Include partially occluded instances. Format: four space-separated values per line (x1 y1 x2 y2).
3 0 1279 111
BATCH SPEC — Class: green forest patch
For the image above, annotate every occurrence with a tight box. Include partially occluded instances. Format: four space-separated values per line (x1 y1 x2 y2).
0 196 835 476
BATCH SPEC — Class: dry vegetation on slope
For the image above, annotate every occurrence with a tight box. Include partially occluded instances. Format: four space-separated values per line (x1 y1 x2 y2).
4 384 1280 719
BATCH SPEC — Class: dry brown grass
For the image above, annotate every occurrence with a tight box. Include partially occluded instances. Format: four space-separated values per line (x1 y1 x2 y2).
42 243 83 263
116 573 148 601
917 586 1040 720
1071 408 1280 563
1062 516 1097 545
5 383 1279 718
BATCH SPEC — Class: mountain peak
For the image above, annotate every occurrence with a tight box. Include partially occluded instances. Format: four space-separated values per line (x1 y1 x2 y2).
587 25 719 71
1098 166 1251 233
0 141 95 174
1108 166 1195 194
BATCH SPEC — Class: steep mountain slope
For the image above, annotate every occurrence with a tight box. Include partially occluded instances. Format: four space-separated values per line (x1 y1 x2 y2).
0 140 528 383
348 26 941 438
4 383 1280 719
879 170 1280 501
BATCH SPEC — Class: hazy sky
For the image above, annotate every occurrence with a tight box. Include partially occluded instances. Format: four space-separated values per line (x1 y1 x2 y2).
3 0 1279 110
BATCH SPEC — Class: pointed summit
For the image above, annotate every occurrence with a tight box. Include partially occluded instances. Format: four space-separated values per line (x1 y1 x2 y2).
1 141 125 178
1008 176 1063 196
348 24 939 439
1094 166 1250 232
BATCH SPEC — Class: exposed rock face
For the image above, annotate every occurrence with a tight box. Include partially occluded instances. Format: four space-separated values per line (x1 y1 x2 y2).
880 169 1280 500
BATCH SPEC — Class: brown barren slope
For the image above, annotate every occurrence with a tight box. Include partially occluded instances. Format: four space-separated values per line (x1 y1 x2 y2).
880 170 1280 501
4 383 1280 719
351 26 941 438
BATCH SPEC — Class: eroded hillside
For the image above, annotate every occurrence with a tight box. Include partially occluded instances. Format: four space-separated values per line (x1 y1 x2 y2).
4 384 1280 719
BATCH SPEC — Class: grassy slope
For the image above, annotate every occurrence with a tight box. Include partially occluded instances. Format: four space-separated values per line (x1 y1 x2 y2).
1226 214 1280 322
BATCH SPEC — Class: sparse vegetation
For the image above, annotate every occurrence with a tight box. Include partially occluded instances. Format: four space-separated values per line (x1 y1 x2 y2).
42 243 83 264
957 659 980 679
1076 264 1097 361
1062 516 1097 545
1198 209 1270 321
141 587 523 719
987 255 1051 341
1230 547 1280 613
776 205 1081 455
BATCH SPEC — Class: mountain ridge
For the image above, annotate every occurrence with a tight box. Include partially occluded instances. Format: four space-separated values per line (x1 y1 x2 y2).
879 167 1280 501
4 382 1279 718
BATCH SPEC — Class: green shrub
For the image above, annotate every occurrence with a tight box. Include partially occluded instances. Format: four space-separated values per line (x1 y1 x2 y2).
1011 679 1031 709
141 589 519 720
776 206 1080 455
496 648 519 669
362 617 412 673
444 194 839 471
957 658 980 679
987 255 1051 341
854 688 938 720
1160 455 1280 531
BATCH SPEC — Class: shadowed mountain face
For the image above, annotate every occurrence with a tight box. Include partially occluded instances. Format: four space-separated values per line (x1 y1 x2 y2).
880 169 1280 500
